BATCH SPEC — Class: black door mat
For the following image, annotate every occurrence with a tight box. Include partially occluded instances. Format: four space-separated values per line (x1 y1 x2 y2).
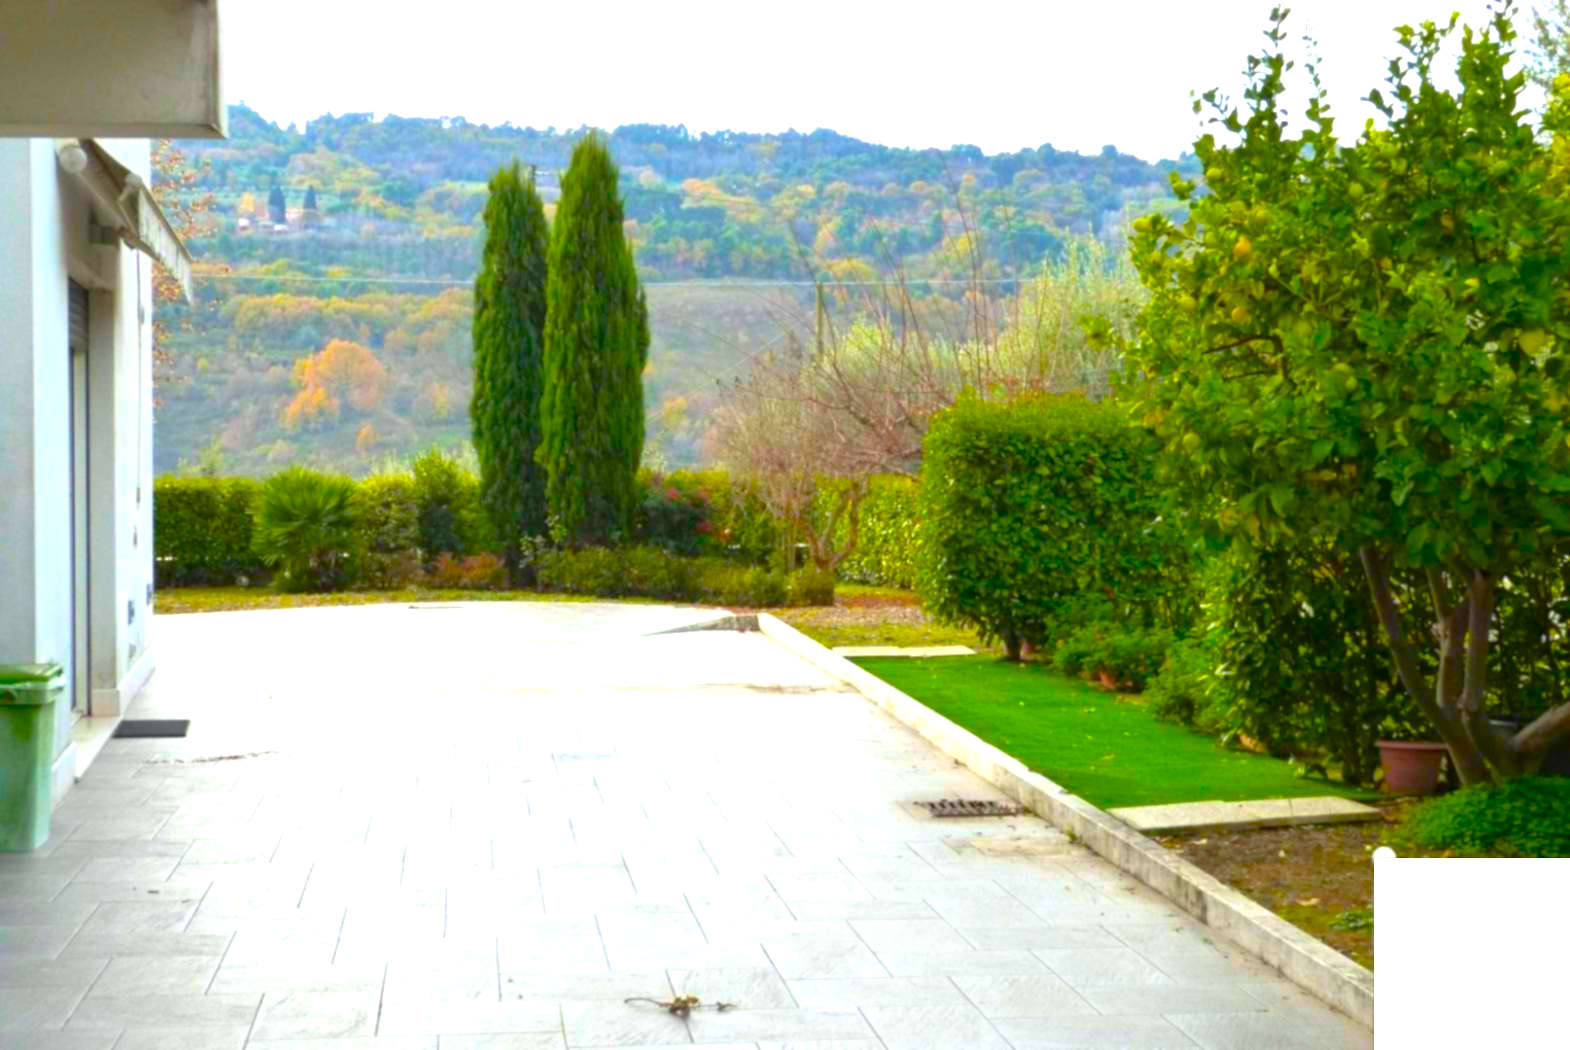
114 719 191 739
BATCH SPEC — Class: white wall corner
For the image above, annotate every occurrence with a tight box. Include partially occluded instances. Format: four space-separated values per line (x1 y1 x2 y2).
93 643 155 719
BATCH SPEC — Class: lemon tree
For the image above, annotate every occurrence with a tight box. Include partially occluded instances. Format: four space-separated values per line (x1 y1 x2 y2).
1108 6 1570 783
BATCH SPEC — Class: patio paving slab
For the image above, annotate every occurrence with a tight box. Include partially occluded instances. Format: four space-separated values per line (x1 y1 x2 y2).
1108 796 1382 834
6 602 1369 1048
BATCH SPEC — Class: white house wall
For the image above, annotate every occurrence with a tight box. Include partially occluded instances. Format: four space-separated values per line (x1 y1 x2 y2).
0 137 156 806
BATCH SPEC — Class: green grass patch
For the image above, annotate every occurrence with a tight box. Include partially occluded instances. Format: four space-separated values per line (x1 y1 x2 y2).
853 655 1379 809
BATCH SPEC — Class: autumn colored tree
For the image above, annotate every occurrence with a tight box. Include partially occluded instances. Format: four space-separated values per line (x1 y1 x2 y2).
471 161 550 560
283 339 389 430
1113 7 1570 783
149 141 221 389
539 134 646 545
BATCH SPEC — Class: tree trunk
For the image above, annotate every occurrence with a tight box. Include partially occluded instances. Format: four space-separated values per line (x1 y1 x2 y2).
1002 631 1023 662
1360 548 1493 785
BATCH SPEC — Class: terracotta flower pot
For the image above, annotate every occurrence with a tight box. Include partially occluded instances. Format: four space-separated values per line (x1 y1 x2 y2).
1378 740 1448 795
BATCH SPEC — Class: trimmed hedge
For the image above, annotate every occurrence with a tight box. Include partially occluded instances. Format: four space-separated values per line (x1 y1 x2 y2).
153 478 266 586
358 475 422 588
535 545 817 607
917 392 1190 659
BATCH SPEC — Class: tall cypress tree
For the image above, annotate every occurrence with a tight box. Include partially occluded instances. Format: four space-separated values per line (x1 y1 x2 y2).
539 134 646 544
471 161 550 559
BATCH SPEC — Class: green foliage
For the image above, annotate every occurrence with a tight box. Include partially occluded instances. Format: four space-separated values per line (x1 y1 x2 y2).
636 469 784 562
917 392 1190 658
1394 777 1570 858
786 567 836 607
1202 545 1425 785
252 467 361 592
1145 635 1217 729
537 548 627 596
535 546 792 606
411 448 492 559
1110 7 1570 783
471 161 550 555
1118 7 1570 572
540 134 646 545
1329 907 1374 933
694 562 788 607
153 477 265 586
814 476 920 588
355 474 422 588
1051 624 1173 692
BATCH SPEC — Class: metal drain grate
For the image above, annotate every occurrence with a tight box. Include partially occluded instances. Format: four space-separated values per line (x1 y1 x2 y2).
916 799 1025 818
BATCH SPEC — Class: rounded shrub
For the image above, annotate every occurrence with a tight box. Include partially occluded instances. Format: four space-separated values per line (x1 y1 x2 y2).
413 449 494 560
1393 777 1570 858
252 467 361 593
786 567 836 607
917 392 1191 659
357 474 421 588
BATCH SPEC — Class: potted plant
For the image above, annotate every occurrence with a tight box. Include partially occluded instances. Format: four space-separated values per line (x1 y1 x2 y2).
1377 728 1448 795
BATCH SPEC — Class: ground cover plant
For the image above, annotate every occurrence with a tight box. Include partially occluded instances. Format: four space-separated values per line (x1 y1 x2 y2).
1390 775 1570 857
854 655 1375 809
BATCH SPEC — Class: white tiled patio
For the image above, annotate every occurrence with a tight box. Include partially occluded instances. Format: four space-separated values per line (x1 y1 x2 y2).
1 602 1372 1049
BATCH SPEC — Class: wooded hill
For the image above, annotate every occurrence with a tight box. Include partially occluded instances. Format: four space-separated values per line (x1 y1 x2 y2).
156 105 1191 475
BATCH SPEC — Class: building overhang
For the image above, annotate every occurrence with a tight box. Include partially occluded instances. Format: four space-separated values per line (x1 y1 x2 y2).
0 0 225 139
62 139 195 302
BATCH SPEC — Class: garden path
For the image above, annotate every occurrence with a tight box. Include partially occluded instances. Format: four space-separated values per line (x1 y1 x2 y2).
1 602 1371 1048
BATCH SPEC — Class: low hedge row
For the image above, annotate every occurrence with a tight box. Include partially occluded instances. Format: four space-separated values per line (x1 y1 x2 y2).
153 478 267 586
536 546 830 606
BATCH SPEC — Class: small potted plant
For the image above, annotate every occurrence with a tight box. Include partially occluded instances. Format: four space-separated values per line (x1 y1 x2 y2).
1377 727 1448 795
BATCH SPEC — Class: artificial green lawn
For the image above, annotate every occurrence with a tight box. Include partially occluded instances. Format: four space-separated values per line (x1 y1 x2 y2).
854 655 1380 810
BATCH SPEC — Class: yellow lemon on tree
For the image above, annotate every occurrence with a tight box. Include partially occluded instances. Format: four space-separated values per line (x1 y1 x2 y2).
1233 235 1253 261
1521 329 1551 356
1231 305 1251 324
1182 432 1203 454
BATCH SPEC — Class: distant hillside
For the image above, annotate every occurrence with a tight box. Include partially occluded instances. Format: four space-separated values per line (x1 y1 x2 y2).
155 105 1188 476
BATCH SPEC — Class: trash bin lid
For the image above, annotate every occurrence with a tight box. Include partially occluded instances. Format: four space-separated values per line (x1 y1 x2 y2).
0 663 64 685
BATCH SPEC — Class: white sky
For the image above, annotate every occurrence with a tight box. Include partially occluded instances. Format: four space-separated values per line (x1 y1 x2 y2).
225 0 1524 161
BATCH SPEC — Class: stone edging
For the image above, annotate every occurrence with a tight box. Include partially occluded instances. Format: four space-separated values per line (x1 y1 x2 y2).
755 613 1375 1029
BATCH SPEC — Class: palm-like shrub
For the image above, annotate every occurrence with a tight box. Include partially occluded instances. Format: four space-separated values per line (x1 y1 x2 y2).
253 468 361 592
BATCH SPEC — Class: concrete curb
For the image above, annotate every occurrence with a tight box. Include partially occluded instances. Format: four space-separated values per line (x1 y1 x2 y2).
757 613 1375 1029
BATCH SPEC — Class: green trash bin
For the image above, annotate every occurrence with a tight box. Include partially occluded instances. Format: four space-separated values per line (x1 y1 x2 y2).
0 663 63 852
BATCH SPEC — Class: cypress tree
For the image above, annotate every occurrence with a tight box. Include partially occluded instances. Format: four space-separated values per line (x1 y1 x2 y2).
539 134 646 545
268 184 286 224
471 161 550 560
304 185 319 212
